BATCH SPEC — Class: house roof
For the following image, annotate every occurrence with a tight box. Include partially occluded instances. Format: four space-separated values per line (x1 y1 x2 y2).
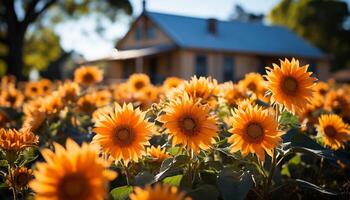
145 12 326 59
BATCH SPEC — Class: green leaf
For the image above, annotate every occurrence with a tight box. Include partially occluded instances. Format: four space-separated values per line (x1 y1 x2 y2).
132 171 154 186
167 147 181 156
288 132 350 166
279 111 300 129
156 155 190 181
0 160 8 167
110 185 133 200
163 175 183 186
187 184 219 200
217 168 253 200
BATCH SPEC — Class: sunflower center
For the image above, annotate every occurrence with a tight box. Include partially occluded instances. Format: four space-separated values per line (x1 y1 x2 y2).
180 117 197 136
247 82 257 91
246 123 264 141
6 95 17 105
114 127 134 147
282 77 298 94
324 125 337 137
43 85 49 92
14 172 30 187
31 87 38 93
134 81 145 90
82 73 94 83
59 173 88 199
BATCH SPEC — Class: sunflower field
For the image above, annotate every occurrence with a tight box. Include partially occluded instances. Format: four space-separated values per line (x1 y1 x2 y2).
0 58 349 200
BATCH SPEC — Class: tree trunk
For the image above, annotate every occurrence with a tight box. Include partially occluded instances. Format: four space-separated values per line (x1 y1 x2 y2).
5 32 25 80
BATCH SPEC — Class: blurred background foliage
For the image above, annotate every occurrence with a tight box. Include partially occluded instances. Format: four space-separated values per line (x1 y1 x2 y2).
269 0 350 71
0 0 349 79
0 0 132 79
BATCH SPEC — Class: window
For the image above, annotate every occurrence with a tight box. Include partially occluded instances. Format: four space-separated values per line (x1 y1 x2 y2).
147 26 157 39
223 56 234 81
135 26 142 41
195 55 208 76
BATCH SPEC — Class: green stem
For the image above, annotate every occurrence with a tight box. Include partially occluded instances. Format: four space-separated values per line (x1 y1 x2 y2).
264 149 277 198
8 165 17 200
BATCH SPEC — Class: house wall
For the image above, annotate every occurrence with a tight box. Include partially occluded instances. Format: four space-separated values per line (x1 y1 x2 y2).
118 16 174 50
174 50 260 82
316 61 330 81
105 51 329 83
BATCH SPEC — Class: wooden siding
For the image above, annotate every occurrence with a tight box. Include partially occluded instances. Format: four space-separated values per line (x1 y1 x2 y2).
117 16 174 50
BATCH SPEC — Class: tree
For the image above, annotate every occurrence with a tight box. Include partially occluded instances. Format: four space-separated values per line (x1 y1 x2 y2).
269 0 350 71
229 5 264 23
0 0 132 80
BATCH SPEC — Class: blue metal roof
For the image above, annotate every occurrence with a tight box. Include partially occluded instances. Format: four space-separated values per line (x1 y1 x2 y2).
146 12 325 59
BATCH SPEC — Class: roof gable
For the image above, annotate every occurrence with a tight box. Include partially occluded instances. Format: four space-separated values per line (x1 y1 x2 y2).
145 12 325 59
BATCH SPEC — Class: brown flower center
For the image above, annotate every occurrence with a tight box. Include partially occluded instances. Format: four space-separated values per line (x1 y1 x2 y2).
82 73 95 83
134 81 145 90
247 82 257 91
113 127 134 147
282 77 298 94
6 95 17 105
31 86 38 93
246 123 264 142
324 125 337 137
14 172 31 187
180 117 197 136
59 173 88 199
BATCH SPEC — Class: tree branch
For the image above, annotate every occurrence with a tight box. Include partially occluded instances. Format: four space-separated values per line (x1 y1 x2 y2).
22 0 57 28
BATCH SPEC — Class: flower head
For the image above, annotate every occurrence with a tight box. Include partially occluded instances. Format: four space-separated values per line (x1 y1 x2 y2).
74 66 103 85
130 184 191 200
265 58 316 114
228 104 282 161
29 139 117 200
158 94 218 153
93 103 154 164
316 114 350 150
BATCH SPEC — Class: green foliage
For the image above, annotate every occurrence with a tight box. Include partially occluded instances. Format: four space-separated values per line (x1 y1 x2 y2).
24 28 61 73
110 185 133 200
269 0 350 70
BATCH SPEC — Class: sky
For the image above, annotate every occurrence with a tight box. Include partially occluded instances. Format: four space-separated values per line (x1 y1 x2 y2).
56 0 282 60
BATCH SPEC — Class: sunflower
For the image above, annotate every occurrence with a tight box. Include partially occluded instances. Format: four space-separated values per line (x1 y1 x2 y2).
219 82 247 107
227 104 282 161
92 105 113 123
29 139 117 200
158 94 218 153
95 90 112 107
314 81 329 96
43 92 64 115
92 103 154 164
128 73 151 92
0 128 39 152
0 87 24 109
77 93 98 115
147 146 171 162
265 58 316 114
130 184 191 200
58 81 80 104
163 77 184 91
324 89 350 118
1 75 16 91
22 110 46 132
74 66 103 85
170 76 219 107
39 79 52 95
315 114 350 150
0 111 9 127
6 167 33 190
113 83 136 104
238 72 267 94
24 82 40 98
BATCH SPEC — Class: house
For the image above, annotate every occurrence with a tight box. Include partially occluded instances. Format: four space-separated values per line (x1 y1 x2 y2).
88 5 329 83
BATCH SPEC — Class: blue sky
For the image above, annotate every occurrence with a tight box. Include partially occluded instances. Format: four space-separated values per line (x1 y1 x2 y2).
56 0 282 60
